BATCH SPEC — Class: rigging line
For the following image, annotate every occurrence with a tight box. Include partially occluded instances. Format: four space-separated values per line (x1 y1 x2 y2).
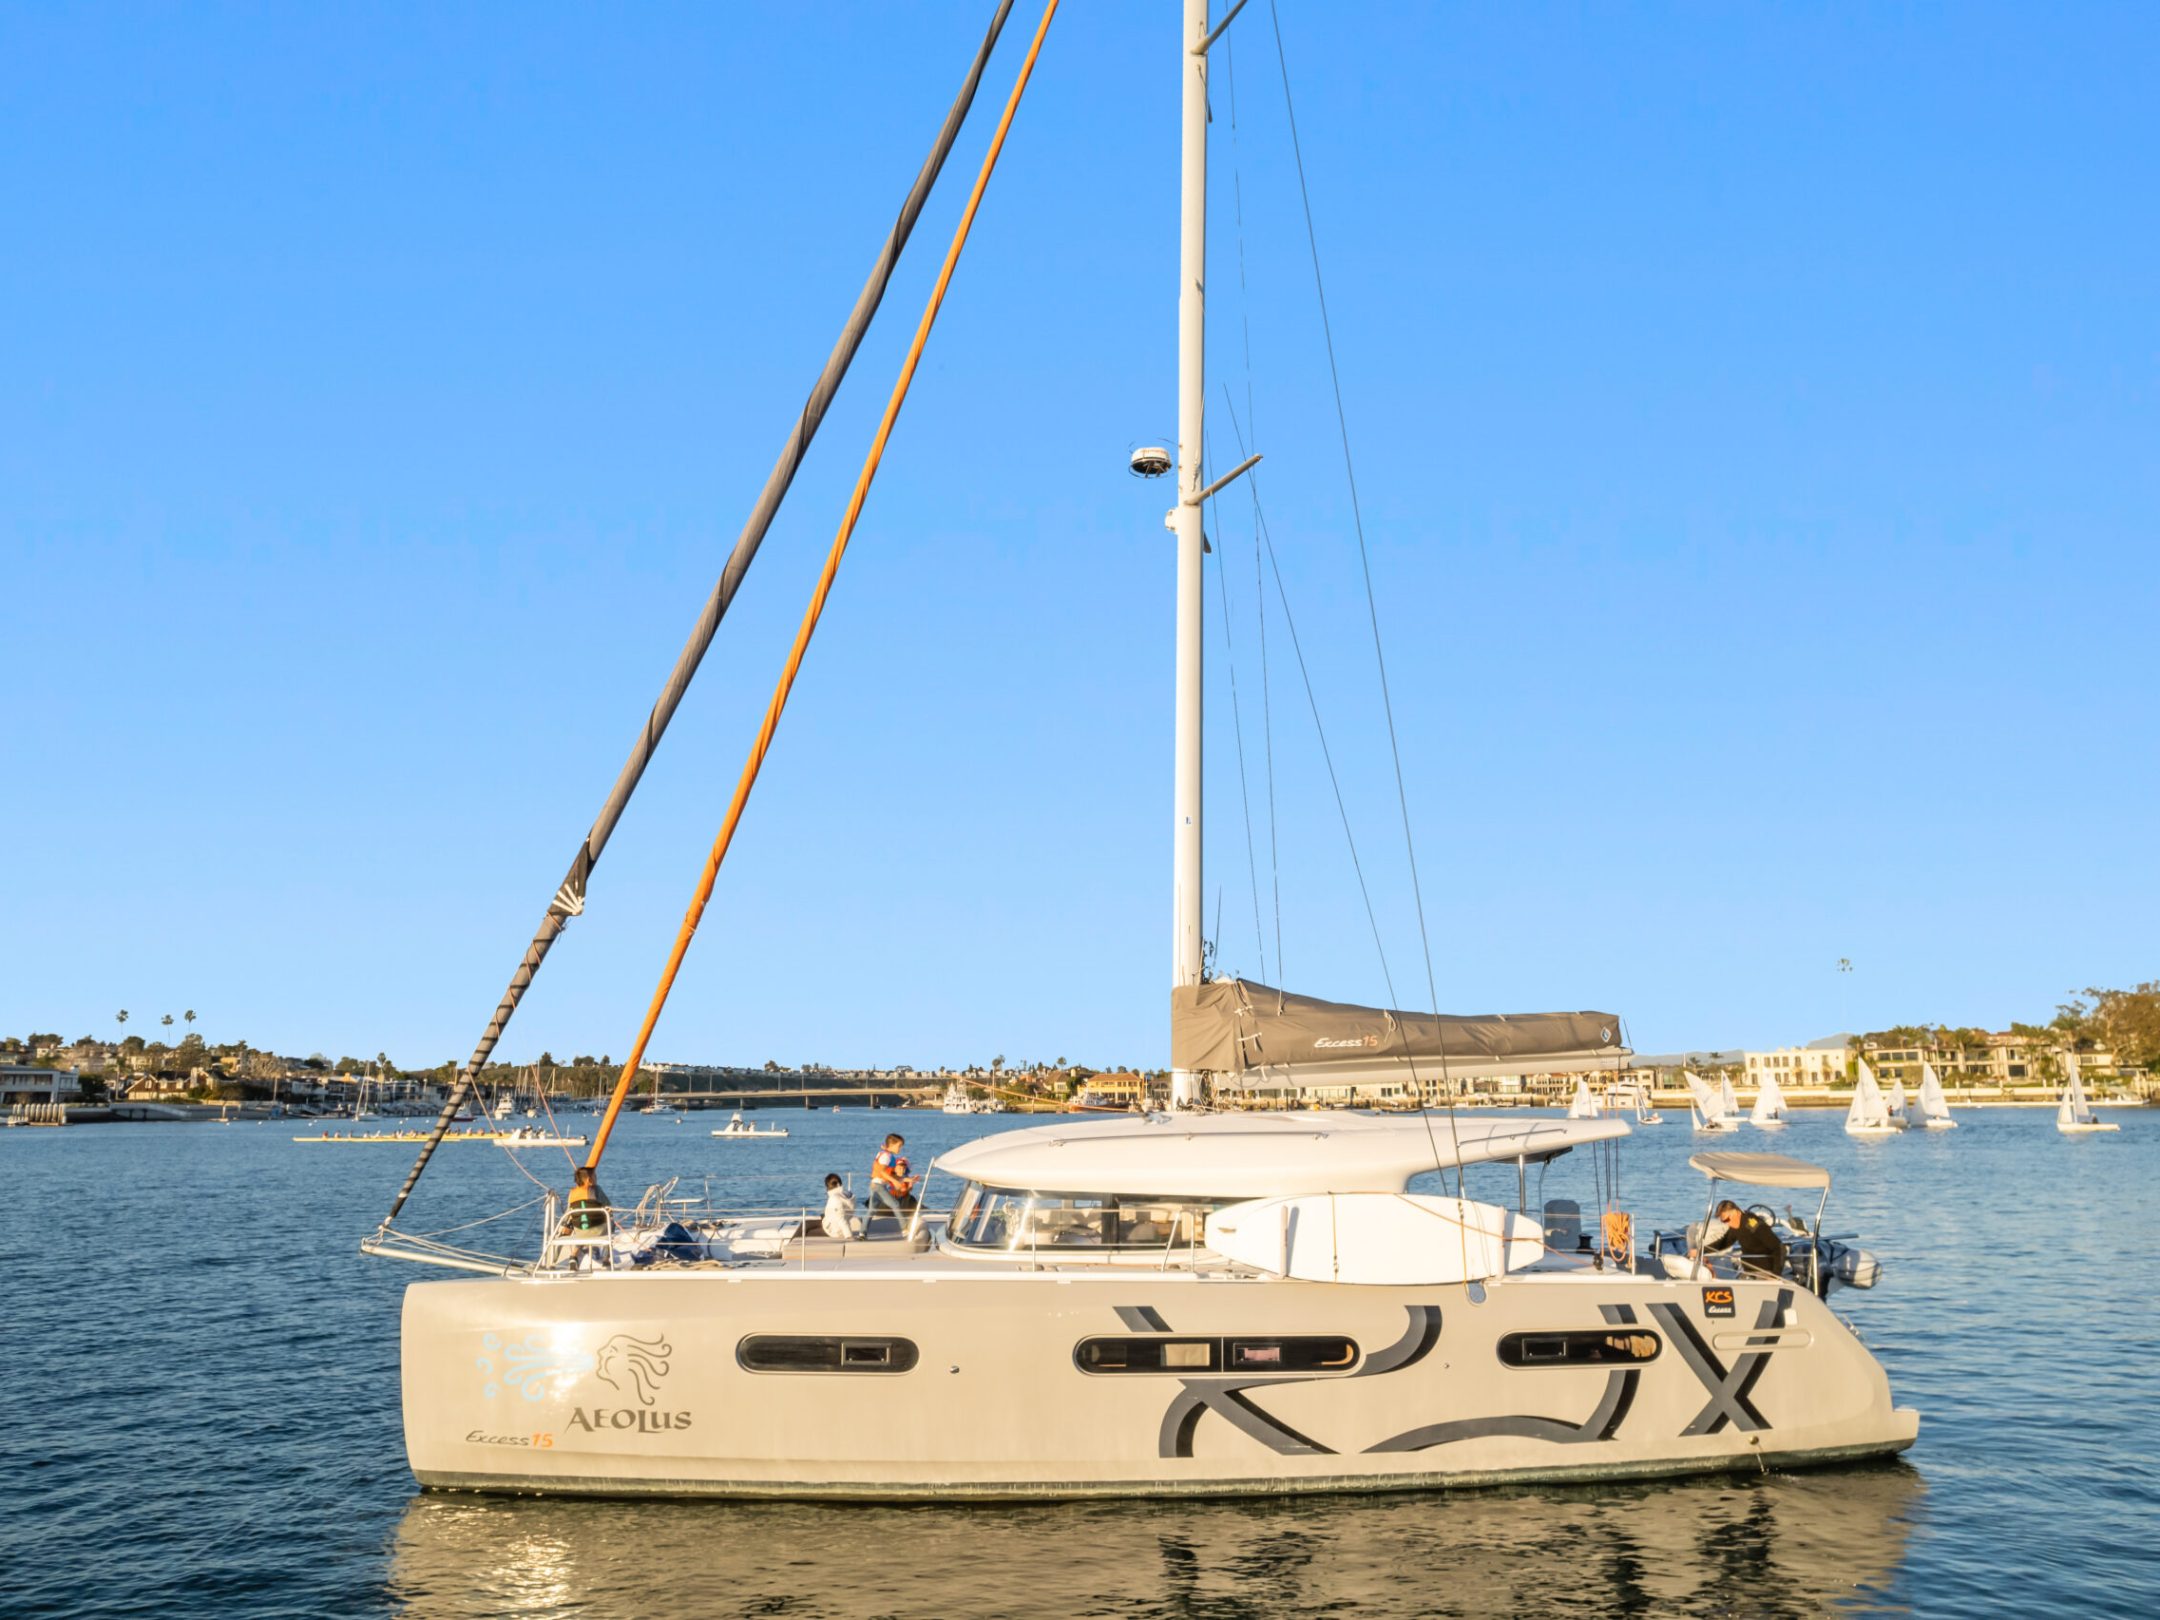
380 0 1022 1228
1264 0 1444 1031
1221 31 1282 995
1223 381 1465 1204
582 0 1062 1176
1255 491 1283 997
1204 428 1269 985
1267 1 1465 1196
1216 397 1403 1023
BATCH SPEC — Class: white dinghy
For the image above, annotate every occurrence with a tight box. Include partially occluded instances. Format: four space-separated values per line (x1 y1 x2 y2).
1750 1071 1789 1129
1845 1060 1904 1137
1915 1063 1957 1130
2056 1055 2119 1134
1688 1071 1738 1133
711 1111 790 1140
1886 1080 1911 1129
1566 1079 1603 1120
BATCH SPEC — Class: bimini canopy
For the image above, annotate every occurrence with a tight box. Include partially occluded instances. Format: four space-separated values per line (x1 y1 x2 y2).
934 1112 1631 1201
1172 978 1625 1080
1687 1151 1832 1190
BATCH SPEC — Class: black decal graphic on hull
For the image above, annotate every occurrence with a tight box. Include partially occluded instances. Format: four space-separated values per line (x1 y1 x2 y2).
1124 1304 1441 1459
1648 1290 1790 1435
1365 1367 1640 1453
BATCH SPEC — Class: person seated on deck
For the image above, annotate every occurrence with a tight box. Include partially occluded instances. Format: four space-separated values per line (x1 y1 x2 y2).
820 1173 862 1240
560 1165 613 1236
1692 1198 1786 1279
868 1134 915 1225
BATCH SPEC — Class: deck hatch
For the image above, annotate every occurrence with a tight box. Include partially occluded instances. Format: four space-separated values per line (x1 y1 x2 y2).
737 1335 920 1374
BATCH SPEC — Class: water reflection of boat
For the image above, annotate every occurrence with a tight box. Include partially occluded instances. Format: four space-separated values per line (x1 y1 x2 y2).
389 1462 1923 1619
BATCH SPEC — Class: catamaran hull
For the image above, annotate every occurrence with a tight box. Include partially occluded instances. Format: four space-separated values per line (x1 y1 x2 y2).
400 1270 1916 1499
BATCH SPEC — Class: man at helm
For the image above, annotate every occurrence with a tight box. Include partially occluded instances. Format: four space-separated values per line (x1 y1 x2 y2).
1695 1198 1787 1278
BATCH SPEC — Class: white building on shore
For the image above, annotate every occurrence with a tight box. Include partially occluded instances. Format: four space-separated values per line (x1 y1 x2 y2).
1742 1046 1850 1087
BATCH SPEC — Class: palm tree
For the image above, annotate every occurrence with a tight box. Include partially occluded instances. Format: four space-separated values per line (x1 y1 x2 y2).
116 1010 129 1029
161 1013 174 1027
184 1010 196 1028
992 1054 1006 1074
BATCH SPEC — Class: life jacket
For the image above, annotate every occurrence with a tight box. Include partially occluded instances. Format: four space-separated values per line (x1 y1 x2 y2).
565 1180 609 1231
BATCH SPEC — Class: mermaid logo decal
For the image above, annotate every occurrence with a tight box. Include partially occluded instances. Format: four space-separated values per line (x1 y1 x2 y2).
595 1334 673 1406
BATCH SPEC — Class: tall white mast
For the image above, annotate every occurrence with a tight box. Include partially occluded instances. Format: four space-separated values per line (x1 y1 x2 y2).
1169 0 1209 1111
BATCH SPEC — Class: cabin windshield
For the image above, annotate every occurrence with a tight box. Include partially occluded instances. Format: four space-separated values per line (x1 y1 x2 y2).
948 1184 1218 1252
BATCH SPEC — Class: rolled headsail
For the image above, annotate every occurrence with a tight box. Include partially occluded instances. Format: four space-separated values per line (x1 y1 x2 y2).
381 0 1021 1226
1172 978 1624 1088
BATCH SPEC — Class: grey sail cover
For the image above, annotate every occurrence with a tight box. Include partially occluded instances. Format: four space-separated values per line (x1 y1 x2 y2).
1172 978 1623 1075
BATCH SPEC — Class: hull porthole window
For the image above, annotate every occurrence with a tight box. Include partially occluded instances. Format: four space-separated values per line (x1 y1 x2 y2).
738 1335 920 1374
1075 1336 1358 1375
1497 1331 1661 1368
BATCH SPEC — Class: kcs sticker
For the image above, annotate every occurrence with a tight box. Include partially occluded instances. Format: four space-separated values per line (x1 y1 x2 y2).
1701 1285 1736 1319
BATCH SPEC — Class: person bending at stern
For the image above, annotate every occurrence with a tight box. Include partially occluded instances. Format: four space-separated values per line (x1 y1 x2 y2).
1695 1198 1787 1278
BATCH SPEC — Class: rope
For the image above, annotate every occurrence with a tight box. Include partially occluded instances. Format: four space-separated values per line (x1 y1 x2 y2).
380 0 1022 1225
1222 23 1284 994
1264 1 1470 1228
584 0 1062 1177
1204 430 1269 984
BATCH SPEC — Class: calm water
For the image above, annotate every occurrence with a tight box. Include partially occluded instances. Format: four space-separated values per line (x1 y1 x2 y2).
7 1106 2155 1618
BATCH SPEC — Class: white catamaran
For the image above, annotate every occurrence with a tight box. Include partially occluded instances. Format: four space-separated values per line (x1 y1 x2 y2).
1845 1060 1904 1137
363 0 1916 1499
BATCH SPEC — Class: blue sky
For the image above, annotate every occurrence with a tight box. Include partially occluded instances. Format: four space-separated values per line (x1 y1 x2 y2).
4 2 2154 1069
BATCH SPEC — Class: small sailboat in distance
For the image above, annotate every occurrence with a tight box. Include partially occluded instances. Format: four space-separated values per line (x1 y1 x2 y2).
1886 1079 1911 1129
1688 1071 1738 1133
1750 1070 1789 1129
2056 1053 2119 1134
1846 1059 1904 1137
1566 1078 1602 1120
1916 1063 1958 1130
1719 1072 1741 1121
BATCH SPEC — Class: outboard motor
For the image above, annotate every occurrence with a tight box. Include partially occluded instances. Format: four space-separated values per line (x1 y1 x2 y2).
1830 1243 1884 1290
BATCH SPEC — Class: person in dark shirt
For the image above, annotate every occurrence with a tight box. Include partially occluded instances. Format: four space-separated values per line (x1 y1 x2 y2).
1697 1198 1787 1278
